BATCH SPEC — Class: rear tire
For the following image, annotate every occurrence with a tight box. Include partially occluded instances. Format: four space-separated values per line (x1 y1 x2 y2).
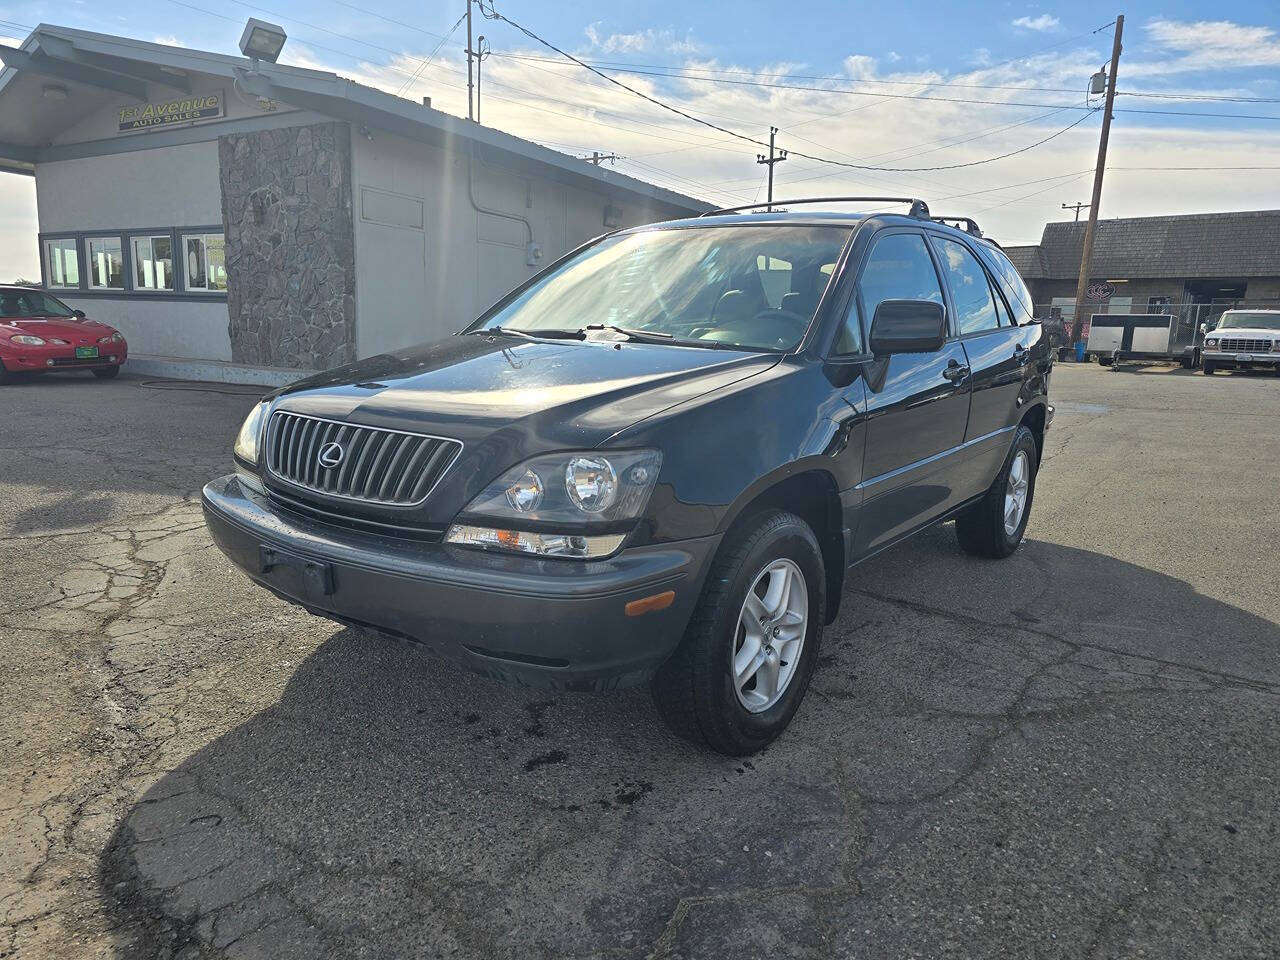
92 366 120 380
652 508 825 756
955 425 1038 559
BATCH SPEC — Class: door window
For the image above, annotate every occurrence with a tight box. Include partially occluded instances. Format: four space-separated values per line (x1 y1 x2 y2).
858 232 944 326
934 236 999 335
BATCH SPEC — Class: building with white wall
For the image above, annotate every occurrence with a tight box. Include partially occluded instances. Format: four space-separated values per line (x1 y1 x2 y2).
0 26 710 383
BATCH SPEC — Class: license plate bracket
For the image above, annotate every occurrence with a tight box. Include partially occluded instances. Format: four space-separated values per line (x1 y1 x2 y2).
75 345 99 359
1236 353 1254 362
258 545 335 597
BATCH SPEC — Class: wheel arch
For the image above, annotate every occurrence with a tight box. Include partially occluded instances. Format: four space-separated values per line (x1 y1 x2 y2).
1018 401 1047 466
716 466 846 624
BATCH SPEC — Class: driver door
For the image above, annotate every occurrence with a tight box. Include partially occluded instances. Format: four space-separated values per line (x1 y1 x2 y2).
852 230 972 555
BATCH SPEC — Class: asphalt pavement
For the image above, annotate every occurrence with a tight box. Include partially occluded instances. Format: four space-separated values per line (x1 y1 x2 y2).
1 362 1277 959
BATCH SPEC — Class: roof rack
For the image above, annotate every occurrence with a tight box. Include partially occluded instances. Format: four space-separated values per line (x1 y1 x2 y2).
699 196 931 219
931 216 984 237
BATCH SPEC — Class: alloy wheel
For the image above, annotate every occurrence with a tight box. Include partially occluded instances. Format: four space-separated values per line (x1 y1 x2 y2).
1004 450 1030 537
732 558 808 713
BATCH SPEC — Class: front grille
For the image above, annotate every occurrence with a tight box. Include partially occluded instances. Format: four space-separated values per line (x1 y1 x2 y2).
1218 338 1272 353
266 411 461 507
50 356 111 366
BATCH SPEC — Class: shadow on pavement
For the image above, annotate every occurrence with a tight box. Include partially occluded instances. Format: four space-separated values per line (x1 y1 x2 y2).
96 534 1280 959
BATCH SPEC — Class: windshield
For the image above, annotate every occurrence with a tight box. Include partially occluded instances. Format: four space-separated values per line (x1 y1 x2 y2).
0 289 76 319
474 225 851 351
1217 311 1280 331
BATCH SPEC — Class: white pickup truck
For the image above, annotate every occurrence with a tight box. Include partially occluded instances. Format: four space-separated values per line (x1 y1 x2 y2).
1202 309 1280 376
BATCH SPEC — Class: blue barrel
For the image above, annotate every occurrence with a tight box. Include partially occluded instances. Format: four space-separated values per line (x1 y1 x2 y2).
1074 341 1087 362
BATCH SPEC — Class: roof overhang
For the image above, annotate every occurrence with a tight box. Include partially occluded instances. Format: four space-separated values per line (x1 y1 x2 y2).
0 25 712 214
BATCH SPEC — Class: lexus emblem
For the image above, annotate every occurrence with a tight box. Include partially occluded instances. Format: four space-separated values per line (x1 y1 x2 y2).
317 441 345 469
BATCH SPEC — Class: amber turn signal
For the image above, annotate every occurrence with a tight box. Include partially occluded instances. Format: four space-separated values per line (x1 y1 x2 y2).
624 590 675 617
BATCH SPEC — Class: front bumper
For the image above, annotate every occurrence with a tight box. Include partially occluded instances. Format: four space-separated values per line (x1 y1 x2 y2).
202 474 721 691
1202 349 1278 367
0 344 127 372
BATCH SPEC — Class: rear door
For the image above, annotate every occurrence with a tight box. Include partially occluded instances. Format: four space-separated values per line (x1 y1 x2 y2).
852 229 972 556
929 233 1026 497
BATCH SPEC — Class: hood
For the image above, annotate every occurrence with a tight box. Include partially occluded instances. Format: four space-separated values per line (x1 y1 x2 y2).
265 334 779 523
0 317 118 341
272 334 779 453
1210 326 1280 339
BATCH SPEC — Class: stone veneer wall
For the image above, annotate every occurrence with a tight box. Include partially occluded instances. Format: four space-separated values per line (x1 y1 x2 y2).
218 121 356 369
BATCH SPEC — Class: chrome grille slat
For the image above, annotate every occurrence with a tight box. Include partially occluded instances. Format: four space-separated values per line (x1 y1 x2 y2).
409 443 457 502
265 411 461 507
391 438 439 502
1218 337 1271 353
360 434 401 500
377 436 421 501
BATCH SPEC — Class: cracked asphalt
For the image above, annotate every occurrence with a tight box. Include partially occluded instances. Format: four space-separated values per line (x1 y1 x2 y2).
2 363 1278 959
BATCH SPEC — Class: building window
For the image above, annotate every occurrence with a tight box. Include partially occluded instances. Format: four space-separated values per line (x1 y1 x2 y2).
86 237 125 290
132 234 175 291
183 233 227 292
44 238 80 288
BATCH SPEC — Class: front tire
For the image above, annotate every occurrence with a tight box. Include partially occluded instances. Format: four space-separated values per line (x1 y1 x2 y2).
92 366 120 380
1202 361 1217 376
955 425 1038 559
652 508 825 756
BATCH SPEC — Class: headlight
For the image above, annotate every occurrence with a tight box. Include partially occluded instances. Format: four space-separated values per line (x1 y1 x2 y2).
1205 338 1218 348
10 334 46 346
97 333 124 344
446 449 662 558
233 401 269 466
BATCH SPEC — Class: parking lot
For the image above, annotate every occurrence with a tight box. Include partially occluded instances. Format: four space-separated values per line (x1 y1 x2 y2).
2 362 1278 959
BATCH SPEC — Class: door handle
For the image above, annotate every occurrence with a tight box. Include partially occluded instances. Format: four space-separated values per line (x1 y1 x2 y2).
942 360 970 383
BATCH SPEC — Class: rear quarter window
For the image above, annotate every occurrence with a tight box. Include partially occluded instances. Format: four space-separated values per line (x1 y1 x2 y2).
981 246 1035 324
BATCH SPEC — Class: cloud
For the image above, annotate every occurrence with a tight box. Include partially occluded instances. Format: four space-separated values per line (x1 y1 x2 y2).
583 23 700 56
1012 15 1061 32
1145 18 1280 70
152 34 186 47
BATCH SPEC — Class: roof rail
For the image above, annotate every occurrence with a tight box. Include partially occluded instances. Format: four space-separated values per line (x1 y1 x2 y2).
931 216 983 237
699 196 931 219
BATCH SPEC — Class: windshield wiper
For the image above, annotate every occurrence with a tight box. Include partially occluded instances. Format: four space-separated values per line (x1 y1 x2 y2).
581 323 673 341
581 324 750 350
469 326 584 340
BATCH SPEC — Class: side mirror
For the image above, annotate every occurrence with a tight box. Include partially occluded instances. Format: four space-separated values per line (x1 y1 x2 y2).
869 300 947 355
73 309 86 319
1198 322 1206 334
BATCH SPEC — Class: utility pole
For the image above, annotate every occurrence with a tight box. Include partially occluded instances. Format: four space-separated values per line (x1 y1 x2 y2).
1070 14 1124 345
756 126 787 212
583 152 623 166
475 35 490 124
1062 201 1091 223
466 0 474 121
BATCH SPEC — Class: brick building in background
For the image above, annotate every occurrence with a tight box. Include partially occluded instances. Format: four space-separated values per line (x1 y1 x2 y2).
1005 209 1280 328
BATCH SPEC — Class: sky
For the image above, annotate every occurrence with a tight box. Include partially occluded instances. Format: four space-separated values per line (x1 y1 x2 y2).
2 0 1280 280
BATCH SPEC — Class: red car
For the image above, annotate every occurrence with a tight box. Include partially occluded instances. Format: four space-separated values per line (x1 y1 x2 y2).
0 285 128 383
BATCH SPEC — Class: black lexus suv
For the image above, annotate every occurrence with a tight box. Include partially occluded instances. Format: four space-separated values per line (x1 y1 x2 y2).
203 198 1053 755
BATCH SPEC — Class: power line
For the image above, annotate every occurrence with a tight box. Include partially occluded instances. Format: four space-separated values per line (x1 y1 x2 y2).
495 53 1094 96
490 52 1280 123
325 0 451 42
395 12 465 96
478 6 1104 173
1117 91 1280 104
489 54 1092 112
